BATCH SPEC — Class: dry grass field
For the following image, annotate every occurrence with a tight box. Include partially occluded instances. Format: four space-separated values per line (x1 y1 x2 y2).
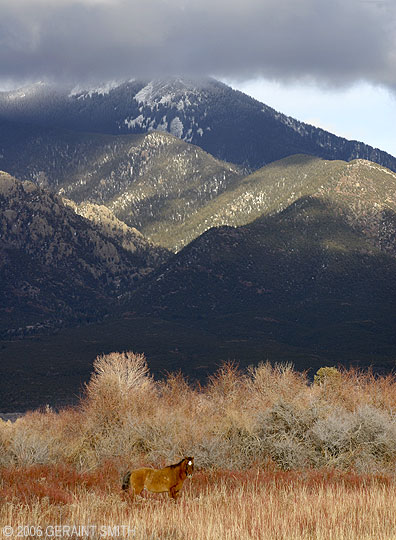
1 352 396 539
1 466 396 539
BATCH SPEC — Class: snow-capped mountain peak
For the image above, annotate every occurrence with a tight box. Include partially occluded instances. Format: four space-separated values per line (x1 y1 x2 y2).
134 78 203 109
0 76 395 173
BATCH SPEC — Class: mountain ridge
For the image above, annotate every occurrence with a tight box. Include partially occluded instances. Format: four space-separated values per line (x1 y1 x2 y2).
2 184 396 409
170 154 396 253
0 119 244 250
2 110 396 252
1 77 395 172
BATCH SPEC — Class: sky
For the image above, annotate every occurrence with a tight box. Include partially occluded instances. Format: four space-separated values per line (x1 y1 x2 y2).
0 0 395 155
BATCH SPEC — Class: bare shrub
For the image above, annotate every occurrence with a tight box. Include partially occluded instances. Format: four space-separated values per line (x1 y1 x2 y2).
205 362 248 413
80 352 157 465
247 362 312 411
315 367 396 412
157 371 194 408
216 425 262 469
188 435 226 469
310 404 396 471
10 426 50 466
84 351 153 415
0 419 13 466
124 417 185 464
256 398 396 472
184 422 262 470
256 400 320 469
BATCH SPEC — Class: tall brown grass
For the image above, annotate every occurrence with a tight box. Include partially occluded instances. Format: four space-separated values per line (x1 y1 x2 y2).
1 465 396 540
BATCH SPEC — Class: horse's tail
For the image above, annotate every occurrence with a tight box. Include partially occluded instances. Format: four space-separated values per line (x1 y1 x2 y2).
122 471 131 491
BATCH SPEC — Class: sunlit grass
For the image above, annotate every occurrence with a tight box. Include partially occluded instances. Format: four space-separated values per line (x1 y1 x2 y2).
1 466 395 540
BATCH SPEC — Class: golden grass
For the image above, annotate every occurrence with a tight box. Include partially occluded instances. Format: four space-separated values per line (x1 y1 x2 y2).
1 466 396 540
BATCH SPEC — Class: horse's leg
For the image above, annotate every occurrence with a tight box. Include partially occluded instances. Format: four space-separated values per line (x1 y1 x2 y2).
126 474 145 497
169 486 180 500
131 480 145 497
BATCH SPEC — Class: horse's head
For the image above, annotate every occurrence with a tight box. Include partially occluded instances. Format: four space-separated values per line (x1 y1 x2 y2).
184 457 194 478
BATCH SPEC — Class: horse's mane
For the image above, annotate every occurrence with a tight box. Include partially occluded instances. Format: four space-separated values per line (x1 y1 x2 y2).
168 459 186 469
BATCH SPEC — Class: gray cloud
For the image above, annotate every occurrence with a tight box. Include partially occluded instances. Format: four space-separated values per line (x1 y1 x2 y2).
0 0 395 90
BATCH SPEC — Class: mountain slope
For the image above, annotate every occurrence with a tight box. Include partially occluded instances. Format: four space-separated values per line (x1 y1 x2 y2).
58 131 243 250
170 155 396 253
0 78 395 173
0 172 168 337
128 196 396 370
0 119 244 250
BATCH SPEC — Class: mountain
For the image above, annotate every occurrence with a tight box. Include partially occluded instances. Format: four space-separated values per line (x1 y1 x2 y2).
120 157 396 371
2 151 396 342
1 78 395 173
170 155 396 254
2 112 396 252
0 171 169 337
0 118 243 251
128 195 396 372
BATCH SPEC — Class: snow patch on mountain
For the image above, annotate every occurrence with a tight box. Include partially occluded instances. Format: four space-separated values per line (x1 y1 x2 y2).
6 82 47 101
124 114 145 129
134 79 201 110
170 117 184 138
274 112 310 137
69 81 120 99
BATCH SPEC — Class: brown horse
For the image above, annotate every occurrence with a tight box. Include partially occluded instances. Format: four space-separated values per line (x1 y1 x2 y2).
122 457 194 500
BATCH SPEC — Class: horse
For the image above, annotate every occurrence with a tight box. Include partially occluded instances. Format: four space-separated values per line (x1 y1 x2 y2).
122 457 194 500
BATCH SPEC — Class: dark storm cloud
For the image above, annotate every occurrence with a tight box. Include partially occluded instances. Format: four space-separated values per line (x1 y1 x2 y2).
0 0 395 89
